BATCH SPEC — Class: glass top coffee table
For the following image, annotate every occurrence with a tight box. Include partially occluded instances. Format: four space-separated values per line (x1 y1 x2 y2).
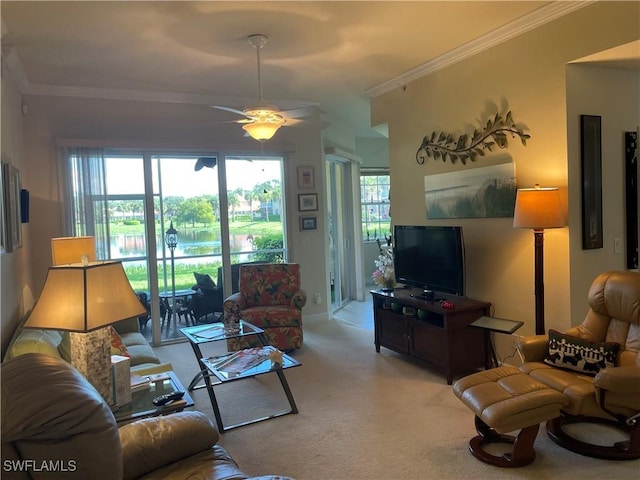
113 370 194 425
180 320 301 432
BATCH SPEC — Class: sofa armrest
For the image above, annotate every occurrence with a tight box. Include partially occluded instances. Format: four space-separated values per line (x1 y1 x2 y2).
224 292 247 315
292 289 307 310
516 335 549 363
119 411 219 480
594 366 640 394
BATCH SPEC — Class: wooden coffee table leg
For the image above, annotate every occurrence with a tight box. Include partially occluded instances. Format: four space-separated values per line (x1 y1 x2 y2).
469 416 539 467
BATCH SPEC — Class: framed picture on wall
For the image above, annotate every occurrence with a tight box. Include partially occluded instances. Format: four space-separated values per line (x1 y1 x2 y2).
297 166 315 189
5 164 22 251
580 115 603 250
298 193 318 211
300 215 317 231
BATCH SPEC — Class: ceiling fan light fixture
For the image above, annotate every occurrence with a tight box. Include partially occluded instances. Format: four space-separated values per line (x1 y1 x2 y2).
243 121 282 141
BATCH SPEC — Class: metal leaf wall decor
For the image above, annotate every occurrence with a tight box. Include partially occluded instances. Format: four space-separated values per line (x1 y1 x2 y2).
415 110 530 165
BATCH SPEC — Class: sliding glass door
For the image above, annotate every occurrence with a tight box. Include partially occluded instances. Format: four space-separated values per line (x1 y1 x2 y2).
63 148 287 345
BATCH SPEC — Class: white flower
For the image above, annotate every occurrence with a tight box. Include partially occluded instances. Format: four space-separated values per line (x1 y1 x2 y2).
372 247 395 288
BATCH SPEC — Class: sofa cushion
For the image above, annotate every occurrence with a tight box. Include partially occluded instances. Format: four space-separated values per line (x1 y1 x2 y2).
544 329 620 376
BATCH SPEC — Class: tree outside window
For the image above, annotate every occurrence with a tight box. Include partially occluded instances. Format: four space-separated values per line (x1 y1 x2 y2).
360 173 391 241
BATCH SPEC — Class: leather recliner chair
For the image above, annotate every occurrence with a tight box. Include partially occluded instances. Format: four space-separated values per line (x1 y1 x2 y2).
1 353 292 480
517 270 640 459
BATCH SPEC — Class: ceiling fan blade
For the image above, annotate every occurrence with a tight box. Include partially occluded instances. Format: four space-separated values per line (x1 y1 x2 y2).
213 105 250 117
281 106 315 119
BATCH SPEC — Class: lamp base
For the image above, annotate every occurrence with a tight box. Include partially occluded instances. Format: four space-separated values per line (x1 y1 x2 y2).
70 328 113 405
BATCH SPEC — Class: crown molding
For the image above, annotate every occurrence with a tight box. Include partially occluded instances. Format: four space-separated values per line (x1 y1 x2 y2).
365 0 594 98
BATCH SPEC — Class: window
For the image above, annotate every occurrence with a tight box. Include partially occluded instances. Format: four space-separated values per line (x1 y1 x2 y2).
62 147 288 344
360 171 391 242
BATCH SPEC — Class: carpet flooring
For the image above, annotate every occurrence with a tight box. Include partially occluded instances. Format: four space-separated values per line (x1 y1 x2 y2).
154 318 639 480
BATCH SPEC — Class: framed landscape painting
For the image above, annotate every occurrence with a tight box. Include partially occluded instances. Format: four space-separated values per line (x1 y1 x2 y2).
425 159 516 219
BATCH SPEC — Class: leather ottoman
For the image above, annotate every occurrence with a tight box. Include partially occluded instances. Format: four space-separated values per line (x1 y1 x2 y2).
453 365 568 467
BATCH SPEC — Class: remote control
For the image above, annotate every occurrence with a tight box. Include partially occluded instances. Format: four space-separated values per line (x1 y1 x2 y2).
152 390 185 406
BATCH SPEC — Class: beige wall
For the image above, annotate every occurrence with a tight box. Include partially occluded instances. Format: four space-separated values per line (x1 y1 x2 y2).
371 1 639 335
566 62 640 319
1 68 31 356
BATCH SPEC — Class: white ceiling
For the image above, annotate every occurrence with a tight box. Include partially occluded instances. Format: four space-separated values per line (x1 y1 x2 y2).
2 1 633 139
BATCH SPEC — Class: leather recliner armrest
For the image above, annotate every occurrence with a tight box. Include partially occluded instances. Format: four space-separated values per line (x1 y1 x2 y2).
119 411 219 480
516 335 549 363
594 366 640 394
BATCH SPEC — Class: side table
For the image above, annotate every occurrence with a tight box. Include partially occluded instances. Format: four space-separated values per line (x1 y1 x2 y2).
114 370 194 425
180 321 301 433
470 316 524 368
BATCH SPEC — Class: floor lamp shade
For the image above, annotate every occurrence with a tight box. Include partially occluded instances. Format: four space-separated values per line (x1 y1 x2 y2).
514 186 564 335
24 261 146 403
51 236 96 265
513 187 564 231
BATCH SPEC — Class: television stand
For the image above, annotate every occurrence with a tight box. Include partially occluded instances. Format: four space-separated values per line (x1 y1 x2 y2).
413 290 446 302
371 288 491 384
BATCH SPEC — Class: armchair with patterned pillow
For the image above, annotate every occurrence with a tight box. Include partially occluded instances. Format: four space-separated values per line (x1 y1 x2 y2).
223 263 306 352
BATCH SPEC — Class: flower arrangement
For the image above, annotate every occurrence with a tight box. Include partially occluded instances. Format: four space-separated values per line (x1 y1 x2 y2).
372 247 395 290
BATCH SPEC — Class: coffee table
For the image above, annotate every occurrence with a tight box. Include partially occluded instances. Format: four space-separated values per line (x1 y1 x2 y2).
180 321 301 432
113 370 194 425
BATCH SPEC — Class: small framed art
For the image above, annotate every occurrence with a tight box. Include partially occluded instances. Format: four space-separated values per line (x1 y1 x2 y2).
297 166 315 189
300 215 317 231
298 193 318 211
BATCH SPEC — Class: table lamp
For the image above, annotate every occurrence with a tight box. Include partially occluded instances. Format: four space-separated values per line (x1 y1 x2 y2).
51 236 96 265
24 260 146 404
513 185 564 334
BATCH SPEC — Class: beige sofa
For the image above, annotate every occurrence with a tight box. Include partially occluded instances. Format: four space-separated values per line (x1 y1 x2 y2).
4 316 170 375
2 353 292 480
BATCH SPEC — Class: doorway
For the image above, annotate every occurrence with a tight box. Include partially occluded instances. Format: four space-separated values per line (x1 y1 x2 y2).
325 150 363 312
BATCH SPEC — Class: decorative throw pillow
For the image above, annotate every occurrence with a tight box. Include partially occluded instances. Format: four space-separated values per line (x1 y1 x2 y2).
544 329 620 375
194 272 216 290
110 327 130 358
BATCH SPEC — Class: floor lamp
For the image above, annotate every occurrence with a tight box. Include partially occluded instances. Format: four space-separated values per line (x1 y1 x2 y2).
24 260 146 404
513 185 564 335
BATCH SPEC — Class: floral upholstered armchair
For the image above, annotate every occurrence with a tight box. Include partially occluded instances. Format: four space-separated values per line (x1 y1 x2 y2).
224 263 306 351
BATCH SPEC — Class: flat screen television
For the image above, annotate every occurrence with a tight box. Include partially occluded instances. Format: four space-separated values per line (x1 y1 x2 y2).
393 225 465 298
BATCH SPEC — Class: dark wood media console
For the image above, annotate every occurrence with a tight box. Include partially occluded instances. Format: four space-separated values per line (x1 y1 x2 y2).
371 288 491 384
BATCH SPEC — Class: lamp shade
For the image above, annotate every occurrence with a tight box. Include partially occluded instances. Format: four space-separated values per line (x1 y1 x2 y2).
242 121 281 141
513 186 564 230
51 236 96 265
25 261 146 332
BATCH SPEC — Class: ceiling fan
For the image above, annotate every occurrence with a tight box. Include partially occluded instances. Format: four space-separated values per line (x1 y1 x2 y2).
213 34 311 142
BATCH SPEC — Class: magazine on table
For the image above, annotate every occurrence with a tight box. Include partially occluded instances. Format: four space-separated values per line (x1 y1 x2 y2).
193 323 226 340
210 347 271 374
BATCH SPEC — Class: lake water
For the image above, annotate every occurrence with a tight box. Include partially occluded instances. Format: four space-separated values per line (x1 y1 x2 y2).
110 230 254 260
